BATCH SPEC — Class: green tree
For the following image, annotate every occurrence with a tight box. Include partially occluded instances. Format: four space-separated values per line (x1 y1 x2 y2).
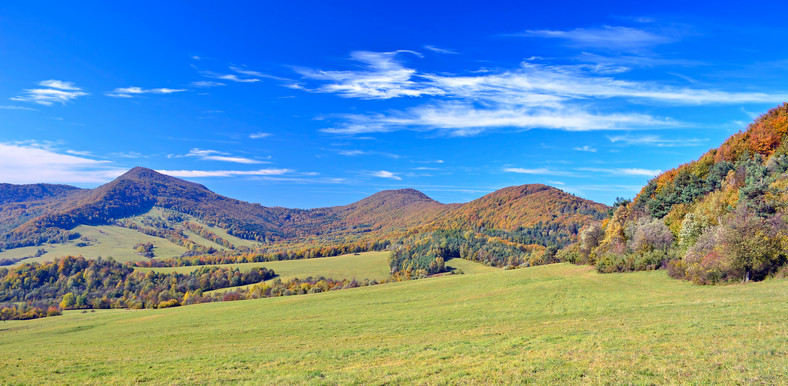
60 292 76 309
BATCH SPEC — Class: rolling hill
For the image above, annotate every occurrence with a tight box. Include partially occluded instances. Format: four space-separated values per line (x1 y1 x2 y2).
0 167 608 266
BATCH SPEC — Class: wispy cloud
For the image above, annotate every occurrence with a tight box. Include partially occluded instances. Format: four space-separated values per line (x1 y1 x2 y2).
228 66 288 81
504 166 659 178
424 45 458 55
503 167 579 177
106 87 187 98
577 167 661 177
607 134 706 147
295 50 444 99
325 104 675 136
573 145 597 152
110 151 146 159
157 168 293 178
0 105 37 111
293 53 786 136
190 81 225 88
38 80 82 90
179 148 267 164
201 71 260 83
65 149 94 157
11 80 88 105
368 170 402 180
0 142 125 184
516 26 675 52
249 132 272 139
337 149 399 158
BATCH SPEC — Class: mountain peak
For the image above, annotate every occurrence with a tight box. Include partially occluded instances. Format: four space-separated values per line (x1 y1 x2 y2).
112 167 210 192
362 188 436 204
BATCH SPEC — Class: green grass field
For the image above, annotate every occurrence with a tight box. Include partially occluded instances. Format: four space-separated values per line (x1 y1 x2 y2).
1 263 785 384
137 251 393 283
0 224 190 265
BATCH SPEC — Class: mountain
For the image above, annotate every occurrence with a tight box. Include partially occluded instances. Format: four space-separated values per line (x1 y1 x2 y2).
0 167 608 259
572 102 788 283
437 184 607 231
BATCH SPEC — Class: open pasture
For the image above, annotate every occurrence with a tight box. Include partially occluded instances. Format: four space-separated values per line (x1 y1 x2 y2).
1 263 785 384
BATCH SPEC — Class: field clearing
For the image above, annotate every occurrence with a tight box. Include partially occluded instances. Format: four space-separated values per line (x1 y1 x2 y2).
137 251 393 285
445 257 500 274
0 225 188 266
1 264 786 384
0 207 264 266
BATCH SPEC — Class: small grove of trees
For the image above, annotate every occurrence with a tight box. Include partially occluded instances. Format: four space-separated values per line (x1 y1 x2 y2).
134 242 155 258
668 206 788 284
0 256 276 319
387 228 549 277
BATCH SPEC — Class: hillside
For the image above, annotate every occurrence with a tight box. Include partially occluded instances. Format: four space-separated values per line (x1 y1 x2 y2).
437 184 606 231
0 167 608 267
566 103 788 284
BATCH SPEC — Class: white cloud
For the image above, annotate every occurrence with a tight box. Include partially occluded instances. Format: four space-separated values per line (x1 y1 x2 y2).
503 167 579 177
111 151 146 159
11 80 88 105
182 148 266 164
369 170 401 180
325 103 675 136
38 80 82 90
191 81 225 88
106 87 187 98
227 66 291 81
0 143 125 184
201 70 260 83
249 132 272 139
295 50 444 99
0 105 37 111
337 149 399 158
293 52 787 136
517 26 674 51
607 134 706 147
65 149 94 157
157 168 293 178
573 145 597 152
577 167 661 177
424 45 458 55
339 150 366 156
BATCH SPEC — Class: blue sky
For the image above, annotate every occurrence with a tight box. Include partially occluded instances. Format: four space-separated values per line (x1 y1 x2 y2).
1 1 787 208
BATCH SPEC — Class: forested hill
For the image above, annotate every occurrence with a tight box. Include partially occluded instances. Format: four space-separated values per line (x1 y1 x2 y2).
567 102 788 284
436 184 607 231
0 166 609 257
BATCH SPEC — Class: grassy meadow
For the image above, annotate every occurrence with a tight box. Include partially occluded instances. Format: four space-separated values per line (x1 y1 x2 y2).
1 263 785 384
0 224 189 265
137 251 393 287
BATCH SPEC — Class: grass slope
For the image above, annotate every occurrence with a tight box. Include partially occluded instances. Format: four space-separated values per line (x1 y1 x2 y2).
1 264 785 384
0 224 188 265
0 207 266 266
137 251 393 283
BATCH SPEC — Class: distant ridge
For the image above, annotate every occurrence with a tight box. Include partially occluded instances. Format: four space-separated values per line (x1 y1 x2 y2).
0 167 609 252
